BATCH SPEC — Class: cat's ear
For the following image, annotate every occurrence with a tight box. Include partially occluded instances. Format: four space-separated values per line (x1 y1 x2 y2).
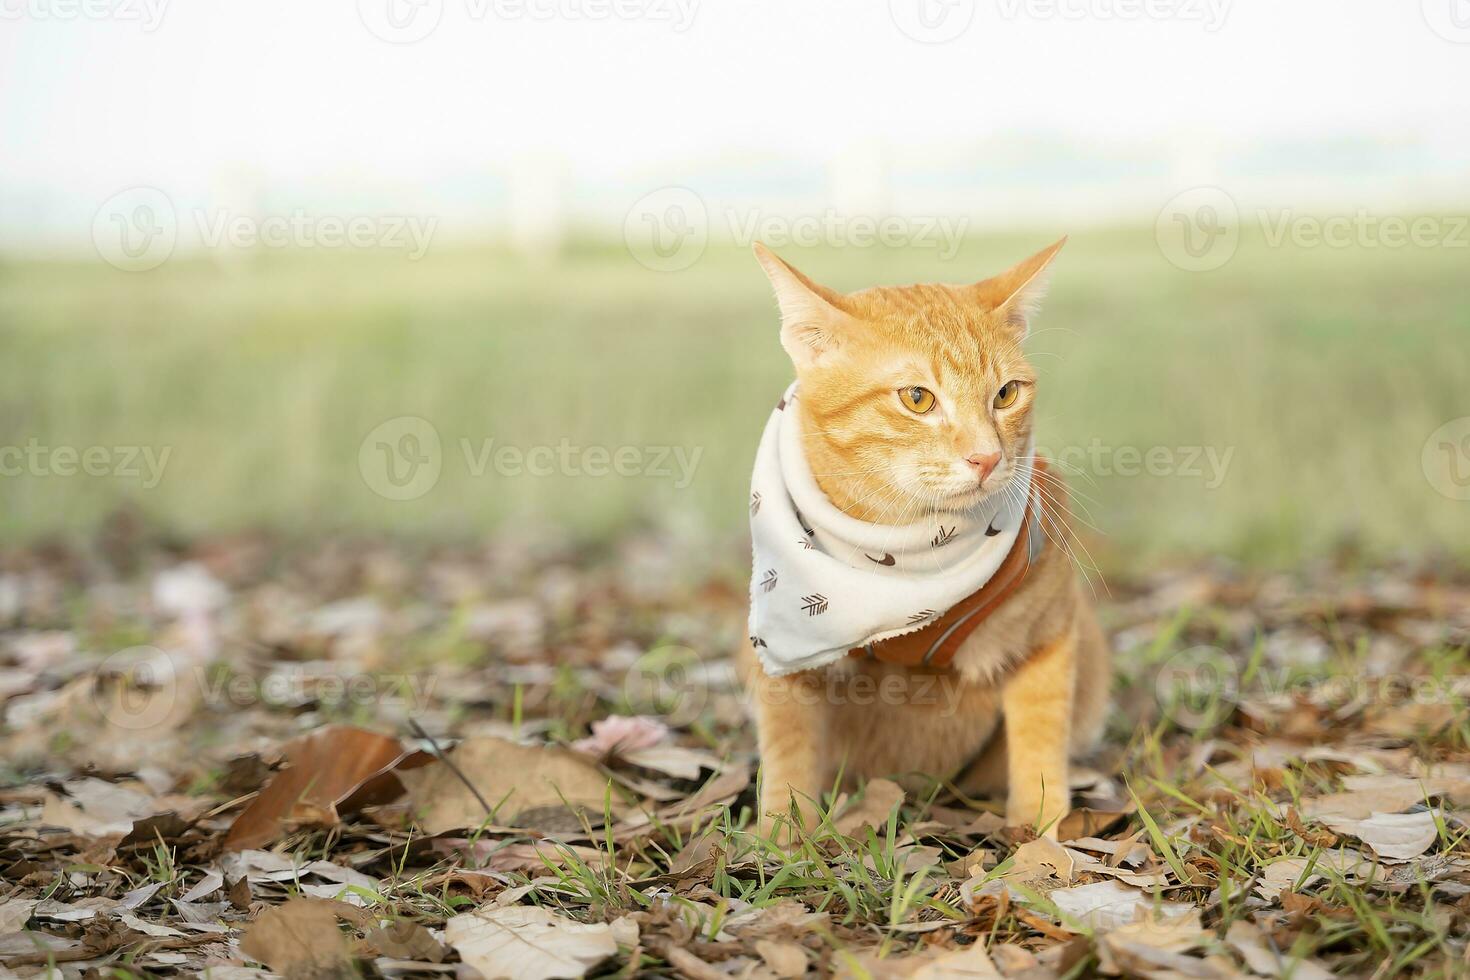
969 237 1067 339
753 243 855 368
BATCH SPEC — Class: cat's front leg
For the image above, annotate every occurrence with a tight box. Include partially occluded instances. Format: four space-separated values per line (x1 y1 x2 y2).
747 665 828 840
1001 624 1078 837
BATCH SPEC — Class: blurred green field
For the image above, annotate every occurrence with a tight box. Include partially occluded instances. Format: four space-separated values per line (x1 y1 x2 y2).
2 226 1467 568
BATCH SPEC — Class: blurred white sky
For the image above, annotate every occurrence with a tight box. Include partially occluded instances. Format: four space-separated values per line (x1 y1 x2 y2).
2 0 1469 242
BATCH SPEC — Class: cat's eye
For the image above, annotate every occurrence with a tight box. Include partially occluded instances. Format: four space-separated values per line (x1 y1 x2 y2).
899 386 936 414
994 381 1021 409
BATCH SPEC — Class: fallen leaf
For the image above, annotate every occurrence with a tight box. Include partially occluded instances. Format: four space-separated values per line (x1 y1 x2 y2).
838 943 1001 978
1226 920 1333 980
620 744 724 780
571 714 668 756
239 897 353 977
1254 851 1374 900
0 900 37 932
756 938 808 978
1047 880 1194 932
224 725 430 850
444 904 617 980
366 920 448 961
1010 837 1075 884
180 871 223 903
834 779 904 836
39 778 163 837
1300 773 1470 820
1318 810 1441 861
401 736 615 833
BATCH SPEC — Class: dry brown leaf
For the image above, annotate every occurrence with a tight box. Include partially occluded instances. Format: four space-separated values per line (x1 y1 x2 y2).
1010 838 1075 884
39 778 167 837
1047 880 1194 932
620 744 724 780
1225 920 1333 980
224 725 430 850
444 904 617 980
1254 852 1374 900
571 714 668 756
838 943 1001 978
366 920 448 961
756 938 809 978
834 778 905 837
401 736 615 833
238 897 354 978
661 943 729 980
1318 810 1441 862
1300 773 1470 820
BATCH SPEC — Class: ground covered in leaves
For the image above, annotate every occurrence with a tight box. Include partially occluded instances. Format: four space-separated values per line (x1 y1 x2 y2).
2 528 1469 978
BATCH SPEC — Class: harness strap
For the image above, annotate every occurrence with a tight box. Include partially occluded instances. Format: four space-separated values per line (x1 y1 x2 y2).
847 467 1052 670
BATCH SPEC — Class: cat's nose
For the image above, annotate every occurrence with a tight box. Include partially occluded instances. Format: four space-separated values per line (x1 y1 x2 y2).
964 452 1002 484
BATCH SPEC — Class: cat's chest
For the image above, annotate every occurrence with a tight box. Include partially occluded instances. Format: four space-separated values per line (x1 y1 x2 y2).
949 597 1043 685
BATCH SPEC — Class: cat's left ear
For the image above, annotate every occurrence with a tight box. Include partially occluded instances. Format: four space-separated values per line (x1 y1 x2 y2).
969 236 1067 339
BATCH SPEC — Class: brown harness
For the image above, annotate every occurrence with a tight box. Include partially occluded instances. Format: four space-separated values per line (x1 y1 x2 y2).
848 465 1052 670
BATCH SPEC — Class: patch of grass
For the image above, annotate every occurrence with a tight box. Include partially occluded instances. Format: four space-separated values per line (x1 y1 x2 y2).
2 225 1468 567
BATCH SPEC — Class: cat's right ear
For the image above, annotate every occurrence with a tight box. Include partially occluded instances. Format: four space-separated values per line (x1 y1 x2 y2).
753 243 855 368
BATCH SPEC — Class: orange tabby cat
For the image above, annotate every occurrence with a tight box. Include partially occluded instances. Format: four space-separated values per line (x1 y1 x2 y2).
738 239 1110 839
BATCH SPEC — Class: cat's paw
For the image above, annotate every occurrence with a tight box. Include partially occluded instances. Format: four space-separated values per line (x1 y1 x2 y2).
1006 797 1069 840
758 791 817 848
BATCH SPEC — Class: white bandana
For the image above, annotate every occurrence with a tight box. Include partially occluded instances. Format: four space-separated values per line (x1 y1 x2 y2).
748 383 1033 676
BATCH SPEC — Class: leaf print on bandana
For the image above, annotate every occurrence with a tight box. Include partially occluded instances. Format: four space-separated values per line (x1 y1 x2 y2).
749 635 768 648
931 525 958 548
907 609 938 625
760 569 778 592
750 492 762 517
800 594 829 617
866 552 896 566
